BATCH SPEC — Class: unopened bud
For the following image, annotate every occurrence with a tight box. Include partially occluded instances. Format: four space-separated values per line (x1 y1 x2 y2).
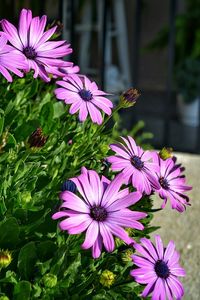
120 88 140 108
159 147 173 160
42 273 57 288
61 180 77 193
100 270 116 288
0 250 12 268
28 128 48 148
21 191 32 204
121 249 134 263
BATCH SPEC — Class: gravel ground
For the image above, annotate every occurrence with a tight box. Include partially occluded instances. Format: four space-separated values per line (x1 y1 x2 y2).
151 152 200 300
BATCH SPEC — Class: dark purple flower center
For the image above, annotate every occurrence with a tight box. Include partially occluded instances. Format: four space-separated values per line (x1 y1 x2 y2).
155 260 170 279
159 177 170 190
90 205 108 221
23 46 37 59
78 89 93 101
131 155 144 170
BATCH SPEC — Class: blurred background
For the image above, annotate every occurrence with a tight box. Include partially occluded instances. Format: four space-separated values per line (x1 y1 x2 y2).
1 0 200 154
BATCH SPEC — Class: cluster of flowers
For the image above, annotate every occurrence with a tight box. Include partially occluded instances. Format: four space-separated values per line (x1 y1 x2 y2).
0 8 192 299
53 138 191 299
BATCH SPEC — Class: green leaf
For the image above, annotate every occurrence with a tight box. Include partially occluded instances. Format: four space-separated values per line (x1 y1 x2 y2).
0 196 7 216
26 79 38 98
18 242 37 280
37 241 57 261
0 270 18 284
13 281 31 300
5 100 15 115
0 152 9 163
53 102 65 119
0 116 4 136
0 217 19 248
21 208 51 234
39 102 54 133
6 133 16 146
62 253 81 287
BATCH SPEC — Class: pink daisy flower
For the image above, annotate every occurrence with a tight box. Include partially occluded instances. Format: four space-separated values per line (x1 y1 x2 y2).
52 168 147 258
46 64 80 79
131 235 185 299
153 154 192 212
107 136 159 195
61 65 80 76
1 8 72 81
55 74 113 124
0 32 25 82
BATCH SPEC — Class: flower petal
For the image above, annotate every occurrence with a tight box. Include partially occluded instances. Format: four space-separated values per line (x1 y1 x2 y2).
60 191 90 213
101 173 124 207
81 221 99 249
155 235 164 260
107 191 142 211
92 235 103 258
99 223 115 252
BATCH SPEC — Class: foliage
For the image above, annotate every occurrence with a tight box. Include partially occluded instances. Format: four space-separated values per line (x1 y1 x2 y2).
146 0 200 102
0 74 154 300
175 58 200 102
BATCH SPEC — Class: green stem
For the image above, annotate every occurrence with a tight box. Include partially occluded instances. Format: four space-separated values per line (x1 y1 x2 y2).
93 103 123 138
112 278 133 287
73 104 123 161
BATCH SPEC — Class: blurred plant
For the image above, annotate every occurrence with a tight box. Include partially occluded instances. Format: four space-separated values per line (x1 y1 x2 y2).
175 58 200 102
146 0 200 102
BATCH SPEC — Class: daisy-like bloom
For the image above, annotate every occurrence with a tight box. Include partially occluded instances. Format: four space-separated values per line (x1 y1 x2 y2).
52 168 147 258
131 235 185 299
1 8 72 81
46 64 80 79
107 136 159 195
153 154 192 212
55 74 113 124
0 32 25 82
61 65 80 76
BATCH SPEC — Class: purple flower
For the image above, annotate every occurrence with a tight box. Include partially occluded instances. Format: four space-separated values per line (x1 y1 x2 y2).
107 136 159 195
46 64 80 79
153 154 192 212
1 9 72 81
52 167 147 258
0 32 25 82
55 74 113 124
131 235 185 299
61 65 80 77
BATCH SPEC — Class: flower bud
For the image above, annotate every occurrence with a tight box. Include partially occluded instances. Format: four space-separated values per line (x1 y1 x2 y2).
0 296 10 300
42 273 57 288
159 147 173 160
100 270 116 288
68 139 73 145
121 249 134 263
61 180 77 193
21 191 32 204
28 128 48 148
120 88 140 108
0 250 12 268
